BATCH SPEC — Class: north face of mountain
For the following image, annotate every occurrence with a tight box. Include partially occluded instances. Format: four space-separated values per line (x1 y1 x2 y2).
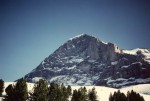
24 34 150 88
50 34 120 62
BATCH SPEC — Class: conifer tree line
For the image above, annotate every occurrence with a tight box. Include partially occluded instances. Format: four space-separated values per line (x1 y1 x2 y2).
109 90 145 101
0 78 146 101
71 87 98 101
2 79 98 101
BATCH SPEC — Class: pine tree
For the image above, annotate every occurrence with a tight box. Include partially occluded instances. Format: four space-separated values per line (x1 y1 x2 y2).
54 86 62 101
109 90 145 101
120 92 127 101
61 84 69 101
48 82 58 101
5 78 28 101
88 87 98 101
71 87 88 101
109 90 127 101
0 79 4 96
48 83 70 101
77 89 82 101
31 79 49 101
109 93 114 101
127 90 145 101
5 84 15 101
67 85 72 96
81 87 88 101
14 78 28 101
71 89 78 101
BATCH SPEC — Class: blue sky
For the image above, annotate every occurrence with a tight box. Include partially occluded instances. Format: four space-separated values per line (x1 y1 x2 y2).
0 0 150 81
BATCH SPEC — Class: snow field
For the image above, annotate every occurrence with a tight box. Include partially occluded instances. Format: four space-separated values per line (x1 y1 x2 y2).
123 48 150 63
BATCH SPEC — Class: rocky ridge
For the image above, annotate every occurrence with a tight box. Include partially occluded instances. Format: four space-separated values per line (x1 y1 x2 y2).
24 34 150 88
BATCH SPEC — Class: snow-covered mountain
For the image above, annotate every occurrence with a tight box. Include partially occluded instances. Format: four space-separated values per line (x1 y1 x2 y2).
24 34 150 88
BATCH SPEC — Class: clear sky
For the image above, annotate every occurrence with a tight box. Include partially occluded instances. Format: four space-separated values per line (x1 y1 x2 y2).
0 0 150 81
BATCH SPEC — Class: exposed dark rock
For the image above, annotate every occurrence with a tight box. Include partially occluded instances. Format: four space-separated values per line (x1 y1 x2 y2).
24 34 150 88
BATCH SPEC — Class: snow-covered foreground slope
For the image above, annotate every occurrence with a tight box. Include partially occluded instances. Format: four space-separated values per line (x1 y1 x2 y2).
120 84 150 101
72 85 150 101
1 82 150 101
72 86 118 101
121 84 150 95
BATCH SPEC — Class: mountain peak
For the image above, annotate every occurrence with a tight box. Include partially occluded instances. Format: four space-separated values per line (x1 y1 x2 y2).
69 34 108 45
69 33 92 40
55 34 119 60
24 34 150 88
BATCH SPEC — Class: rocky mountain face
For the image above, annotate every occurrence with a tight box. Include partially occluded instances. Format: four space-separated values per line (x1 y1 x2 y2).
24 34 150 88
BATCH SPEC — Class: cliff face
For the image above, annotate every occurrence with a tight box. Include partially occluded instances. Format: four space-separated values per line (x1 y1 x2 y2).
24 34 150 88
53 34 119 61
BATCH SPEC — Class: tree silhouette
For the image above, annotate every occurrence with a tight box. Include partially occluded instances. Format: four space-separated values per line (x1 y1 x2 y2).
0 79 4 96
30 79 49 101
5 84 15 101
5 78 28 101
88 87 98 101
109 90 145 101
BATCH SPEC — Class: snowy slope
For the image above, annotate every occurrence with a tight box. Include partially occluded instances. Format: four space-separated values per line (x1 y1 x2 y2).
120 84 150 101
121 84 150 95
1 82 150 101
72 86 118 101
123 48 150 63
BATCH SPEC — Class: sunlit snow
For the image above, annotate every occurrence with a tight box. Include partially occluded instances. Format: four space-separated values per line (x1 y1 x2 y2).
1 82 150 101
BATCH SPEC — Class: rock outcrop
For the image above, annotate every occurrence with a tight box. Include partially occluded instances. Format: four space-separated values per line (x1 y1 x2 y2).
24 34 150 88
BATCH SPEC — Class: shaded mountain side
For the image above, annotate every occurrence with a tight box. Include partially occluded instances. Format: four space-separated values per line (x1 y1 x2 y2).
24 34 150 88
